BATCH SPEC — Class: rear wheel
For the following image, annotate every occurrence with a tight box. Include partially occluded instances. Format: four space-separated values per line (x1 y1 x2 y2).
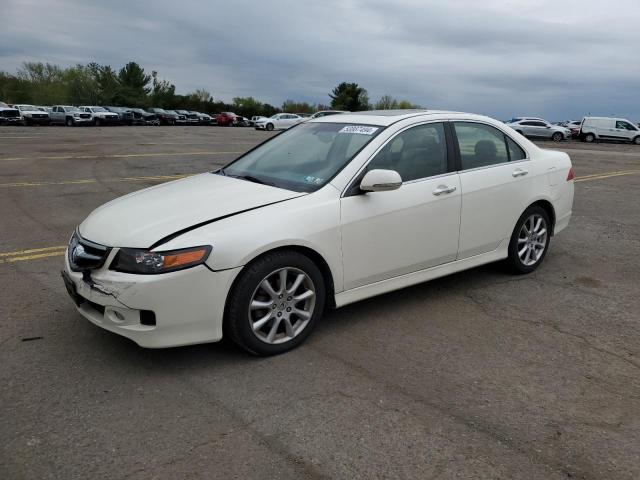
224 251 326 356
506 205 551 274
552 132 563 142
584 132 595 143
266 123 274 131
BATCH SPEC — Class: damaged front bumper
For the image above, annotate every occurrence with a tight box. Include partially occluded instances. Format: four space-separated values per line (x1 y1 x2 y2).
62 249 241 348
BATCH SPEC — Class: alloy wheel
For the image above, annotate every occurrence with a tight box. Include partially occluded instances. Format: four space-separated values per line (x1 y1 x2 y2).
517 214 548 266
248 267 316 344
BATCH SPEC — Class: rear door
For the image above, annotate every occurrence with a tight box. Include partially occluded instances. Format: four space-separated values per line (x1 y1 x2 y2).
453 121 534 259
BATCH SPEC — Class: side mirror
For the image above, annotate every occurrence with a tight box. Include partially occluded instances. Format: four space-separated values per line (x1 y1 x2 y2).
360 169 402 192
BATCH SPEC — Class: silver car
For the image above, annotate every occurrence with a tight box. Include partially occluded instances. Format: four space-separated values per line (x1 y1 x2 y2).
506 118 570 142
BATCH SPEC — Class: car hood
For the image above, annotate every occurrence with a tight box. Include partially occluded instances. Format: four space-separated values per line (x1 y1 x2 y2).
79 173 303 249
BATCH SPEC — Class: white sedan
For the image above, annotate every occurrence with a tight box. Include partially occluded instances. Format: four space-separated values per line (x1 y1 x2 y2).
62 110 574 355
254 113 304 131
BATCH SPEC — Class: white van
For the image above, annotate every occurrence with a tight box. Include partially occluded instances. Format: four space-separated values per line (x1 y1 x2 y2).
580 117 640 144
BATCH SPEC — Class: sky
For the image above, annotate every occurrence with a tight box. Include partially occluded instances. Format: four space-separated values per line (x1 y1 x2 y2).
2 0 640 120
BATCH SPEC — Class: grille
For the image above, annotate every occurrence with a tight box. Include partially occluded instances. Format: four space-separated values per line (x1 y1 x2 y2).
68 232 111 272
79 113 91 119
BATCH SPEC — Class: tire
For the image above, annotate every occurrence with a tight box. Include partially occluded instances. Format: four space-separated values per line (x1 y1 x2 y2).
94 118 101 127
66 117 74 127
584 133 595 143
552 132 563 142
266 123 274 131
224 250 326 356
633 136 640 145
506 205 551 274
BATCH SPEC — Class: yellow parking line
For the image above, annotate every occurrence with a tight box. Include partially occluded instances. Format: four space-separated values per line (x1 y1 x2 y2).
0 174 190 188
575 170 640 183
0 245 67 258
0 151 242 162
0 251 66 264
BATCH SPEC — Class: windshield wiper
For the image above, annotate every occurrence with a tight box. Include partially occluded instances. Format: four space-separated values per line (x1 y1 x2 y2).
226 173 275 187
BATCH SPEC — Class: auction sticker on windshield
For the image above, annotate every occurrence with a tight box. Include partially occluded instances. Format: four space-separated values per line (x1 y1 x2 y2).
339 125 379 135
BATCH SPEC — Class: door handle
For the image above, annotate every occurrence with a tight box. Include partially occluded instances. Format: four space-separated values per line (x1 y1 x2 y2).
512 169 529 177
433 185 457 196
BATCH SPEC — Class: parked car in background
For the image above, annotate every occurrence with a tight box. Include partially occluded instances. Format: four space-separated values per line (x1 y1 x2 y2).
506 118 570 142
250 115 265 126
234 115 251 127
165 110 187 125
191 111 212 125
215 112 237 126
309 110 348 119
50 105 92 126
127 108 160 126
580 117 640 144
564 120 582 138
0 105 23 125
13 104 51 125
61 110 574 355
80 106 120 126
105 106 135 125
175 110 199 125
254 113 304 131
147 108 178 125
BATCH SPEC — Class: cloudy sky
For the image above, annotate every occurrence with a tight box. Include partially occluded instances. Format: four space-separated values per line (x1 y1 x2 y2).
2 0 640 120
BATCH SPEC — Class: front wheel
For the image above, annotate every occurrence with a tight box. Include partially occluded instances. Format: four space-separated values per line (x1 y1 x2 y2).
552 132 563 142
506 206 551 274
66 117 74 127
224 251 326 356
266 123 274 131
633 136 640 145
584 132 595 143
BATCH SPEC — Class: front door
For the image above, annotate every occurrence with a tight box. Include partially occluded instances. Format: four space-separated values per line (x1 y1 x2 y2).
340 122 461 290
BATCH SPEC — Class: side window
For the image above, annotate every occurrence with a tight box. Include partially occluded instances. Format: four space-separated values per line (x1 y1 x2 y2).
454 122 509 169
521 121 535 126
506 136 526 161
617 120 636 131
367 123 447 182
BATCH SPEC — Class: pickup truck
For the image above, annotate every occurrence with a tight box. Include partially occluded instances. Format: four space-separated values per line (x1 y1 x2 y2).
0 106 23 125
13 104 51 125
176 109 200 125
148 108 179 125
80 106 120 126
50 106 93 126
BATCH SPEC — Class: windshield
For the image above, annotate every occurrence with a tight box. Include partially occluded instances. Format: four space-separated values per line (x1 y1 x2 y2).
18 105 38 111
65 106 80 112
222 122 383 192
91 107 107 112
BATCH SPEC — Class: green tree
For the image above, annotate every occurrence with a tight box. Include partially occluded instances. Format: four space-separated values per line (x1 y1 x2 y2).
150 71 176 108
375 94 399 110
95 65 120 105
65 64 100 105
282 99 314 114
329 82 369 111
117 62 151 106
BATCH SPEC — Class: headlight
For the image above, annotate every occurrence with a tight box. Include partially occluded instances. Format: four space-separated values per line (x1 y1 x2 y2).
110 246 212 274
73 113 80 117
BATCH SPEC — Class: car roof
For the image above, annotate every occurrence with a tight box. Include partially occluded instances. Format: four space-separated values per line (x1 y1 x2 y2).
309 109 474 126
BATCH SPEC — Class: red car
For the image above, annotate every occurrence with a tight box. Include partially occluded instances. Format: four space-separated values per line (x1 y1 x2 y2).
215 112 236 126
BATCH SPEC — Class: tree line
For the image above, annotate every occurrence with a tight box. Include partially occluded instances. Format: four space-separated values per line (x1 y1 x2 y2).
0 62 420 117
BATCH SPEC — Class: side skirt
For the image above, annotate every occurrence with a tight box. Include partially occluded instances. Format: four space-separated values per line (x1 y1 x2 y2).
334 239 509 308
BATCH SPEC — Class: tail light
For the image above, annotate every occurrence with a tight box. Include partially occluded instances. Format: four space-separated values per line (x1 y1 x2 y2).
567 167 574 181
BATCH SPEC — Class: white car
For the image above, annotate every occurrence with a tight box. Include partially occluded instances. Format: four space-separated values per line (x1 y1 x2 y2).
254 113 304 131
80 106 121 126
62 110 574 355
506 118 570 142
12 104 51 125
580 117 640 144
